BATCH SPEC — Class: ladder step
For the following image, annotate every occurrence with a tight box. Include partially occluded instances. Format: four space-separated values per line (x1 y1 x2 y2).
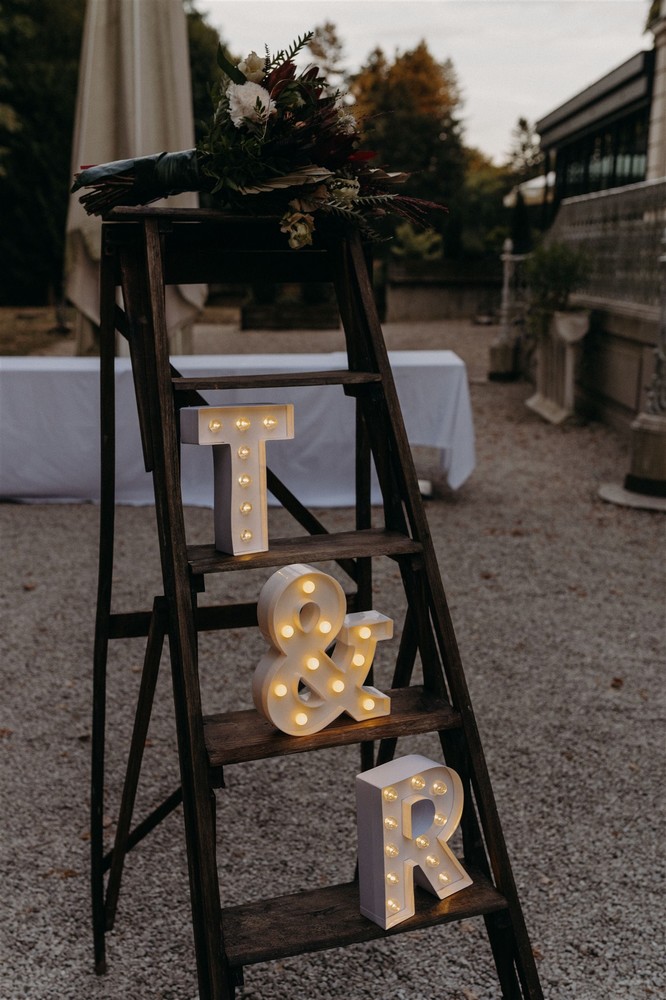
221 868 508 968
172 370 382 392
188 529 422 576
204 686 461 771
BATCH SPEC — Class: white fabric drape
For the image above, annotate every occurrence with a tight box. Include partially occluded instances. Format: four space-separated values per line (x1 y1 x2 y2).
0 353 476 506
65 0 206 352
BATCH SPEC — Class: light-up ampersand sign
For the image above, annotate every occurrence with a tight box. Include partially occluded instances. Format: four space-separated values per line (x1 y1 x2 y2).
252 563 392 736
356 753 472 929
180 404 294 555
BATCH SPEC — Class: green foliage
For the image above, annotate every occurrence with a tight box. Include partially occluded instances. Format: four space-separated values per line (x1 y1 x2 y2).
0 0 85 304
265 32 314 72
186 4 224 142
350 40 466 249
524 241 592 312
390 222 442 262
506 117 543 182
307 22 346 87
0 0 223 305
453 148 514 259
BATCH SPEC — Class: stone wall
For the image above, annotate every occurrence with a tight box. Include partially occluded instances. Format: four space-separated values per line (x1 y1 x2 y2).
547 179 664 434
385 263 502 322
575 304 659 433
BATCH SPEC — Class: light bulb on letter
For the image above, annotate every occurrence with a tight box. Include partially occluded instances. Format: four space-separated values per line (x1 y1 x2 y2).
251 565 392 737
179 404 294 556
356 754 472 930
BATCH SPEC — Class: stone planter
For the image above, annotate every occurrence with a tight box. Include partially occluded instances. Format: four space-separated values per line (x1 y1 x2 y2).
526 309 590 423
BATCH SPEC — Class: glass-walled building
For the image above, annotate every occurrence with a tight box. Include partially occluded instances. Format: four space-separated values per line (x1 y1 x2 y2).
536 50 655 204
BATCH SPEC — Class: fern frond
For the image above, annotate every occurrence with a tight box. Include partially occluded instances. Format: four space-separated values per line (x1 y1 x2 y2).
267 32 314 70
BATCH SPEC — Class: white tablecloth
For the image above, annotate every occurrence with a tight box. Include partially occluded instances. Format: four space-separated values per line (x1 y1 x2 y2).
0 352 474 507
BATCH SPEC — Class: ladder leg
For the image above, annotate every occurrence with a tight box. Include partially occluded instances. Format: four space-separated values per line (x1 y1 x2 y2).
336 231 543 998
105 597 168 931
484 910 525 999
140 220 231 1000
91 249 119 975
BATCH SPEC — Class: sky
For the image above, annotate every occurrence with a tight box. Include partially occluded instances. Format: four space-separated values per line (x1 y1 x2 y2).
197 0 652 163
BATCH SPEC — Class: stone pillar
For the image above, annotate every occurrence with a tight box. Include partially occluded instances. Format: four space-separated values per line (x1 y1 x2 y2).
488 239 525 380
647 0 666 180
623 226 666 496
599 227 666 510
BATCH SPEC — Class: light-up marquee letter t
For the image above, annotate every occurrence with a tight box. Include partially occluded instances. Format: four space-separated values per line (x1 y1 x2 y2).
252 563 392 736
180 404 294 555
356 753 472 929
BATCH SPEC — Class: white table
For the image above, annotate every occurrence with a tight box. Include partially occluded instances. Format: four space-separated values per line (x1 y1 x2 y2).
0 352 475 507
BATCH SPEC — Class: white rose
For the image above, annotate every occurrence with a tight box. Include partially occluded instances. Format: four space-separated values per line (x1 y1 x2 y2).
227 82 275 128
238 51 265 83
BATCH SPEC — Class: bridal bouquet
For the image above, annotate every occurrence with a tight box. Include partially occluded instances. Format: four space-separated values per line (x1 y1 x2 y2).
72 32 443 248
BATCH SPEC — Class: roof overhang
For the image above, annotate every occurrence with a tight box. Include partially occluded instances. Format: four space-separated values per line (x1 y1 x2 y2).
536 50 655 150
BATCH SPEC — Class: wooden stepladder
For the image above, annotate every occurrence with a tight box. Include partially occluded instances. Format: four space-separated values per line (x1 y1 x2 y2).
91 207 543 1000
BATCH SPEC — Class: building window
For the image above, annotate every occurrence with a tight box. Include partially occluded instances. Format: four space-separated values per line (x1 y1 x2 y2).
554 106 650 200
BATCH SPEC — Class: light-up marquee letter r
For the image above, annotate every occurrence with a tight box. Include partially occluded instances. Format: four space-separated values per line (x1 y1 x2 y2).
180 404 294 555
252 563 392 736
356 753 472 929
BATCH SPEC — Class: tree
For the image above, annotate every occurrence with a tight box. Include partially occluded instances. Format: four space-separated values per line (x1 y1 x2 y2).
0 0 223 306
349 41 466 250
457 147 514 258
506 116 543 182
0 0 86 305
307 21 347 90
185 1 223 142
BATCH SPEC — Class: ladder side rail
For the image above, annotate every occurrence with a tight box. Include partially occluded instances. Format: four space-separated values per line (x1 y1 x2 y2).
354 387 374 772
91 234 121 975
140 218 232 1000
105 597 169 932
332 238 421 538
340 230 513 856
338 232 543 997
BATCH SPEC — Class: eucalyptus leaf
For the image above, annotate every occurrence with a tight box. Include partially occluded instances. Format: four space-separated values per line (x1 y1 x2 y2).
216 45 245 84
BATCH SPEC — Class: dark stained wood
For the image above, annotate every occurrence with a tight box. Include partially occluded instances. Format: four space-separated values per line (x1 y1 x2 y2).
93 211 543 1000
103 788 183 874
172 370 381 392
142 218 230 998
105 598 168 931
221 867 507 968
90 227 120 975
204 687 461 770
188 529 422 576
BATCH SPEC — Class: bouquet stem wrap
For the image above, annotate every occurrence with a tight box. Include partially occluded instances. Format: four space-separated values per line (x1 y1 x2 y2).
72 149 204 215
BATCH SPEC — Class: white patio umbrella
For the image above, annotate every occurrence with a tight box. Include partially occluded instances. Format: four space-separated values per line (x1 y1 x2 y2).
65 0 206 354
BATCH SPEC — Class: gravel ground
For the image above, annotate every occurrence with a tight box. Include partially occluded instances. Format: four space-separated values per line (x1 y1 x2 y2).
1 322 664 1000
